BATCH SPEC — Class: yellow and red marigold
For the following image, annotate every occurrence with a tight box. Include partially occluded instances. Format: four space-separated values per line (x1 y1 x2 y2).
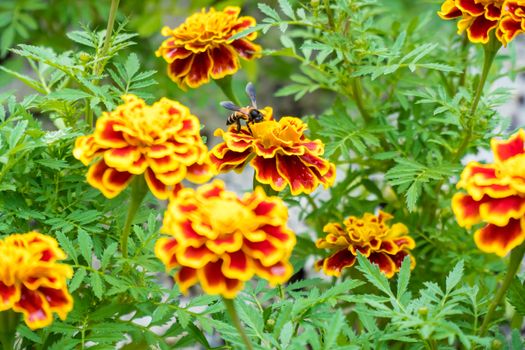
452 129 525 256
315 211 416 278
73 94 212 200
438 0 505 43
439 0 525 45
497 1 525 45
155 180 296 298
209 108 336 196
0 232 73 329
156 6 261 89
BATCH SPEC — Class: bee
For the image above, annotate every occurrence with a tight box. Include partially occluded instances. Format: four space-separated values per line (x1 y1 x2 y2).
220 82 265 134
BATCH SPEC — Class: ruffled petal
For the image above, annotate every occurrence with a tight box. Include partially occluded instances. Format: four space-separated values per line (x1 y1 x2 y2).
14 288 52 330
322 249 356 277
452 193 484 229
252 156 288 191
474 218 525 256
185 52 213 88
491 129 525 163
368 252 397 278
221 250 253 281
209 45 239 79
479 196 525 226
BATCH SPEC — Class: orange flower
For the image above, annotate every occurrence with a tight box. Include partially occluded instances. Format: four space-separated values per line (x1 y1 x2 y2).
209 108 336 196
496 1 525 45
315 211 416 278
73 95 212 199
438 0 504 43
155 180 296 298
452 129 525 256
0 232 73 329
156 6 261 89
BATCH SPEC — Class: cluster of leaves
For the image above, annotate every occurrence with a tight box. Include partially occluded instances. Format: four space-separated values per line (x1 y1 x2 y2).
1 0 524 349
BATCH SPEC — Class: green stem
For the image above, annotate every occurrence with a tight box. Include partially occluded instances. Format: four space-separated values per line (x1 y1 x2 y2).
121 176 148 258
88 0 120 127
323 0 334 29
479 243 525 336
0 310 20 350
452 40 500 162
215 76 242 106
222 297 254 350
352 78 371 124
94 0 120 77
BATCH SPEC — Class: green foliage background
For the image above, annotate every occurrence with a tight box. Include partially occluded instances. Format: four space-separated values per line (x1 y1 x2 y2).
1 0 525 349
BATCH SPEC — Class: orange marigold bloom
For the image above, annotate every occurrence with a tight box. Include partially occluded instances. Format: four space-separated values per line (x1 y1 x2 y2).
73 95 212 199
209 108 336 196
452 129 525 256
438 0 504 43
156 6 261 89
155 180 296 298
315 211 416 278
496 1 525 45
0 232 73 329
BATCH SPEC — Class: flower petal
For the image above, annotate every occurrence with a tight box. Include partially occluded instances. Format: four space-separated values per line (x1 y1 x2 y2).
479 196 525 226
321 249 356 277
209 45 239 80
452 193 484 229
474 218 525 256
368 252 396 278
185 52 213 88
491 129 525 163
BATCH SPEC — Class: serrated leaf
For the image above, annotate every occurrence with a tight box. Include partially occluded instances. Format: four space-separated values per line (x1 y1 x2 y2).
258 3 280 21
100 242 118 269
279 321 294 348
355 254 392 297
55 231 78 264
507 278 525 316
125 53 140 79
78 229 93 266
69 268 86 292
323 309 344 349
396 256 411 299
445 260 464 293
278 0 295 19
90 272 104 299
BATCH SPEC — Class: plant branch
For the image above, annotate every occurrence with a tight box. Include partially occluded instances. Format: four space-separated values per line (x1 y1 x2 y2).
222 297 254 350
121 176 148 259
479 243 525 336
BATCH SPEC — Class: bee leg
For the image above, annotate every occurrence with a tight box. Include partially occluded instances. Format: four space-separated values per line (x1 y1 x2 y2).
236 119 242 133
246 122 253 135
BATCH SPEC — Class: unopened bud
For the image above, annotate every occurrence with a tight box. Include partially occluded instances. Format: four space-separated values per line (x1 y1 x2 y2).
79 52 91 62
491 339 502 350
418 307 428 317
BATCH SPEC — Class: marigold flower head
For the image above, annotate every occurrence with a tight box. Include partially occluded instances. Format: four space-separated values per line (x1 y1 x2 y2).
156 6 261 89
452 129 525 256
73 95 213 199
438 0 504 43
315 211 416 278
0 232 73 329
497 1 525 45
155 180 296 298
209 109 336 196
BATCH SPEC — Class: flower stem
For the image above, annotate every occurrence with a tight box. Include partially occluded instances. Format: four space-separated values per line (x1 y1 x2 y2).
0 310 20 350
88 0 120 127
121 176 148 259
222 297 254 350
215 76 242 106
479 242 525 336
352 78 371 124
452 39 500 162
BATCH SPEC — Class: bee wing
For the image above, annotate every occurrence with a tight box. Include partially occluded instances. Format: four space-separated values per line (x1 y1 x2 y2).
245 82 258 109
220 101 241 111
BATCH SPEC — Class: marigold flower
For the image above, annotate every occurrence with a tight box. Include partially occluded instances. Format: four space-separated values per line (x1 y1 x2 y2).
209 108 336 196
0 232 73 329
496 1 525 45
438 0 504 43
155 180 296 298
156 6 261 89
73 95 212 199
452 129 525 256
315 211 416 278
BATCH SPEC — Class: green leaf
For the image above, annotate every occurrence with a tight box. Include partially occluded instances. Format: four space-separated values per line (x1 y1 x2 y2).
396 255 411 299
100 242 118 269
355 254 392 297
90 272 104 300
445 260 464 293
258 4 280 21
507 277 525 316
78 228 93 266
323 309 344 349
278 0 295 19
279 321 294 348
55 231 78 264
69 268 87 292
48 89 92 101
125 53 140 79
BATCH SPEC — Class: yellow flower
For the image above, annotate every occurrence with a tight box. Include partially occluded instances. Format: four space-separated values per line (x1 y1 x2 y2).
156 6 261 89
315 211 416 278
209 108 336 195
452 129 525 256
155 180 296 298
0 232 73 329
73 94 213 199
